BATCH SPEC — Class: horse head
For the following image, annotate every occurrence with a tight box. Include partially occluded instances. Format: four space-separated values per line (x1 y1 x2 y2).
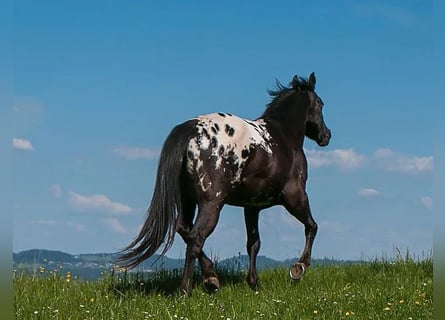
292 72 331 146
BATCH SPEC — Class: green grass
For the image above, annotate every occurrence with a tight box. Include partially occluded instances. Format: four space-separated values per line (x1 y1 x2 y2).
14 257 432 320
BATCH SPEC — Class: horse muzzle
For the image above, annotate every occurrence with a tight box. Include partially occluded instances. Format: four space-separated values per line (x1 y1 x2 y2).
317 129 331 147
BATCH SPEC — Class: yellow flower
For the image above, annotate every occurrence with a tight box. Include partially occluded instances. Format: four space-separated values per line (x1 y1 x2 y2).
313 310 318 315
345 311 354 316
415 301 421 306
384 307 391 311
90 298 94 303
399 300 404 304
65 272 72 283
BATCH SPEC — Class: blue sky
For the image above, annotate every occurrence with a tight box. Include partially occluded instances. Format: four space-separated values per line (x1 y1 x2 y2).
8 1 434 261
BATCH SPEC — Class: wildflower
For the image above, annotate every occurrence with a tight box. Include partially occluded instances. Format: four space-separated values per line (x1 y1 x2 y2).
313 310 318 314
384 307 391 311
90 298 94 303
399 300 404 304
34 311 38 314
66 272 72 283
345 311 354 316
415 301 421 306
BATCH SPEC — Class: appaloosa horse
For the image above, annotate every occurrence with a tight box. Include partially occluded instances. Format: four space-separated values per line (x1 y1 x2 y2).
117 72 331 295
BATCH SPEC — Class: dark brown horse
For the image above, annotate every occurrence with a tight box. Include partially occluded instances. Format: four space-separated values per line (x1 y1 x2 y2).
117 72 331 295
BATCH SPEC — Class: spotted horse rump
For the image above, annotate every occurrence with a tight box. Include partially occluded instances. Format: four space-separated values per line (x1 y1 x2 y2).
118 72 332 296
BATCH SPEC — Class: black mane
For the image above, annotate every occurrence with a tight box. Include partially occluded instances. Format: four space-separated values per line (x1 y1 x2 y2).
261 76 311 119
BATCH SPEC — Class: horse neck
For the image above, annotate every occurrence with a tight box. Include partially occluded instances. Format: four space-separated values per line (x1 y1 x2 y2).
262 94 308 146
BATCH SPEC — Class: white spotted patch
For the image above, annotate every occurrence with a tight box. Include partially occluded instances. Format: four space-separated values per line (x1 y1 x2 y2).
187 113 273 186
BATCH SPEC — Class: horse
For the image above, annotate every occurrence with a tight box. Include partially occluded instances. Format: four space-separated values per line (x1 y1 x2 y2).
117 72 331 295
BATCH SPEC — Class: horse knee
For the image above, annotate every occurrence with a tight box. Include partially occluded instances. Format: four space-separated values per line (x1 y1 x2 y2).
185 239 202 259
310 220 318 232
305 220 318 236
247 239 260 255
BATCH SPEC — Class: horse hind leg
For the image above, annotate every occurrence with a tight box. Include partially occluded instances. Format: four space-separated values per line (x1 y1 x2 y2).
178 204 220 294
177 227 220 293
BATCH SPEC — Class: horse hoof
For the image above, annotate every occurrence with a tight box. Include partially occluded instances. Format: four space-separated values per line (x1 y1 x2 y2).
203 277 220 293
179 288 191 297
289 263 306 280
249 283 259 292
179 282 192 297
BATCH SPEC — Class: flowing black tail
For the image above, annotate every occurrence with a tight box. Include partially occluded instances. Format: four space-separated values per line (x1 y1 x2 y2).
116 120 197 269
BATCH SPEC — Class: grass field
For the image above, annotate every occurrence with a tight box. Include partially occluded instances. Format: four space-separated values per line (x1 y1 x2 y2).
14 256 432 320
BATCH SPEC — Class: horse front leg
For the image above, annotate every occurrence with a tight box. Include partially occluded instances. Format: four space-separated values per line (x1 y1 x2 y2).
283 189 318 280
244 207 261 291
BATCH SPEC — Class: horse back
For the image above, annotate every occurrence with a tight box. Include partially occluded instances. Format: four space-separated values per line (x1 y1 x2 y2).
182 112 293 207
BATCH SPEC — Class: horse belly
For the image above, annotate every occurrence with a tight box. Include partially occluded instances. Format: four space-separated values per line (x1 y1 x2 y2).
224 187 280 207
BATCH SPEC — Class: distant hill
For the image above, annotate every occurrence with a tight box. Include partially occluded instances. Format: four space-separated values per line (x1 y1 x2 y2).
13 249 182 270
13 249 78 264
13 249 363 280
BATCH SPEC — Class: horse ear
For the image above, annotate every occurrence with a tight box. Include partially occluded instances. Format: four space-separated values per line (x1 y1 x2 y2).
309 72 316 89
291 75 300 89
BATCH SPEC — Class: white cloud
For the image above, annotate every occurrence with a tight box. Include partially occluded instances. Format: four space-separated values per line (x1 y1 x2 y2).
105 218 127 234
13 96 44 114
113 147 159 160
357 188 380 197
374 148 433 174
29 219 56 226
420 196 433 210
68 191 133 215
374 148 393 159
12 137 34 151
51 184 62 198
66 222 88 232
305 148 365 170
